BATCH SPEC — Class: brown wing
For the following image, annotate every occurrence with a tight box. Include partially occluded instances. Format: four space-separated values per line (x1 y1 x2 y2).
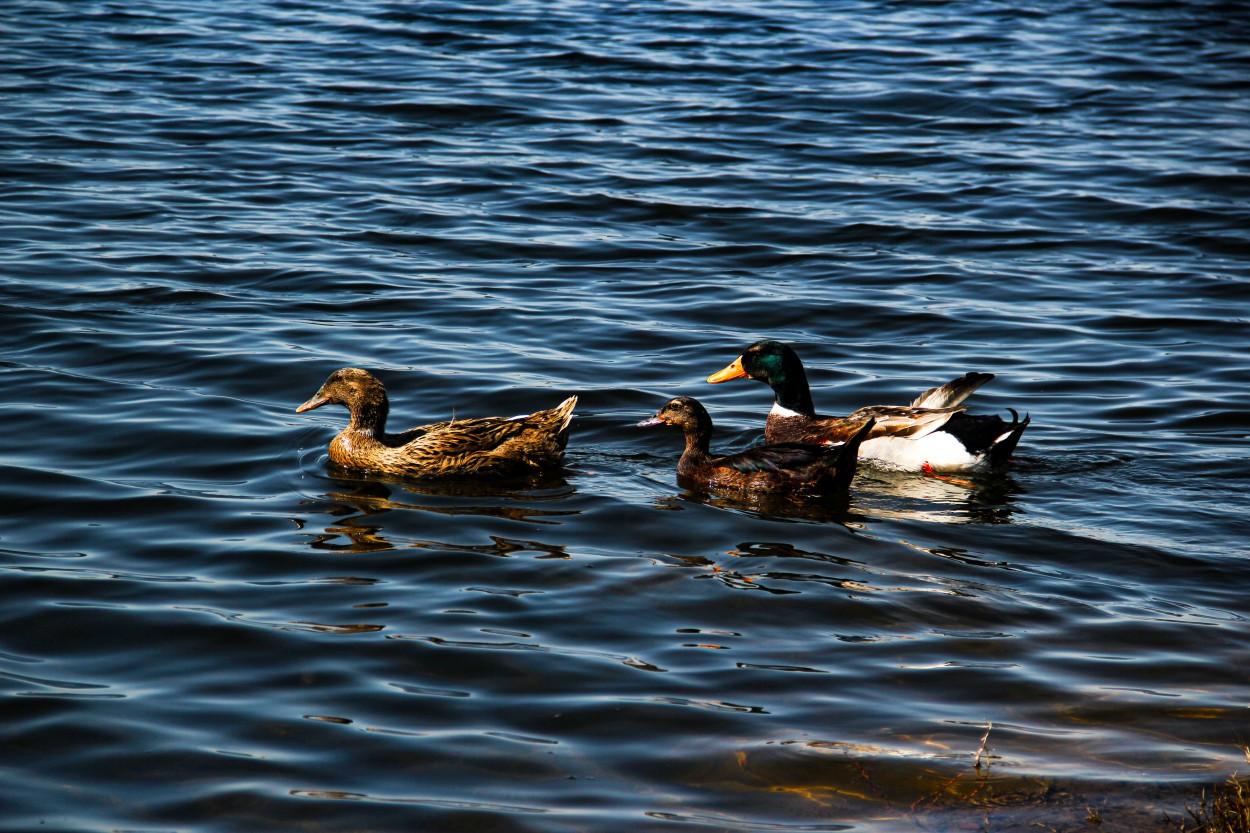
403 416 532 453
844 405 965 439
384 396 577 478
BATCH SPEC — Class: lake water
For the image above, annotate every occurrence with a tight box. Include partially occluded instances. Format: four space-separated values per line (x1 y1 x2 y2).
2 1 1249 830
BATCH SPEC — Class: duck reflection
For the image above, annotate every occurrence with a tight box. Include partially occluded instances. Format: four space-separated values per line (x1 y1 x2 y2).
856 467 1026 525
656 486 867 527
296 468 579 554
650 463 1023 526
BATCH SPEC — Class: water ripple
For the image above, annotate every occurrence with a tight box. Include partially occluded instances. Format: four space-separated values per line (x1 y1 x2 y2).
1 1 1248 830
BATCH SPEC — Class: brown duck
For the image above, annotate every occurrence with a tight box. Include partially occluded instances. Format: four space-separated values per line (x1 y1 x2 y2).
296 367 577 479
707 339 1029 473
639 396 872 495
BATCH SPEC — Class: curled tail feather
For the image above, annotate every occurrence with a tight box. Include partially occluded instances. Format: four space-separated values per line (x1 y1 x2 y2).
987 408 1029 468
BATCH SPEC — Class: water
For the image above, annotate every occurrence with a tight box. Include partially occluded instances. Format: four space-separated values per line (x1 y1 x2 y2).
2 1 1249 830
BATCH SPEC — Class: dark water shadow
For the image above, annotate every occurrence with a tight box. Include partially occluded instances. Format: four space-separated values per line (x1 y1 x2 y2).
650 464 1026 528
658 484 867 527
669 538 885 598
295 465 579 554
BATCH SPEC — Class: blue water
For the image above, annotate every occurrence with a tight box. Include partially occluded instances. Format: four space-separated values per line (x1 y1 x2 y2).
2 1 1249 830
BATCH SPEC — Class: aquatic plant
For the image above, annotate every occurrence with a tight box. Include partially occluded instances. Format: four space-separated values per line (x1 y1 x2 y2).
1163 775 1250 833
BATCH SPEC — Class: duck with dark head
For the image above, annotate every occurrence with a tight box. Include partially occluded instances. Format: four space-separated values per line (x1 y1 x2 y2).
639 395 872 495
297 367 577 480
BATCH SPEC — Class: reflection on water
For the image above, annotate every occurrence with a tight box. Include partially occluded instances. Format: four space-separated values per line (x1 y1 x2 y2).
655 487 860 527
653 464 1025 527
299 470 581 553
857 467 1027 526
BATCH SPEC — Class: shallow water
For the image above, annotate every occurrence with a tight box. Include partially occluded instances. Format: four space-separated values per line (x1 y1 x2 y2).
2 1 1249 830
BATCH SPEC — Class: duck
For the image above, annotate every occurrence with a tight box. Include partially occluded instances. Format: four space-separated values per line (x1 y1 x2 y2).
706 339 1028 473
638 395 873 494
296 367 577 479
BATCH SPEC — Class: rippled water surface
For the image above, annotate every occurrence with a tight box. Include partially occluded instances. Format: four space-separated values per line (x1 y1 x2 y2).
3 1 1249 830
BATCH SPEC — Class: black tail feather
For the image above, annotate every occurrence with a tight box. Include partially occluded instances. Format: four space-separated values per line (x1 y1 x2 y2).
988 409 1030 468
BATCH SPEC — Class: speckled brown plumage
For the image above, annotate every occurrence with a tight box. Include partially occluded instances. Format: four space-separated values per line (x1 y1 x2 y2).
297 367 577 479
639 396 871 495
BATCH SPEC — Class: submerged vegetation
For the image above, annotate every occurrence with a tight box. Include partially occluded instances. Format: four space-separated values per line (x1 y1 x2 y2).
890 735 1250 831
1164 775 1250 833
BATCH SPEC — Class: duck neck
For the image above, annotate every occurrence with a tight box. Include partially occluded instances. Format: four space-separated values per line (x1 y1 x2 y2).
676 419 713 473
347 392 389 438
770 362 816 417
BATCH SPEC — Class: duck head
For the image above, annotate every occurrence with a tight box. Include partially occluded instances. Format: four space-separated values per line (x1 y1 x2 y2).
707 339 794 384
707 339 815 416
296 367 390 432
638 395 713 435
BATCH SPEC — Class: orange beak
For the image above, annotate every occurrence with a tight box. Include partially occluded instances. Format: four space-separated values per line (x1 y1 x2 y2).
707 356 748 384
295 392 331 413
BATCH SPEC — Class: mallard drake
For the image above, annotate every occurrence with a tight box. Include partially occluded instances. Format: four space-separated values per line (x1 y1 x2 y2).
296 367 577 479
638 395 872 494
707 340 1028 473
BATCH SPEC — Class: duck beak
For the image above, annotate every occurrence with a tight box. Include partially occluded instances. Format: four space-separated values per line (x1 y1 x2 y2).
296 392 331 413
707 355 748 383
637 413 666 427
